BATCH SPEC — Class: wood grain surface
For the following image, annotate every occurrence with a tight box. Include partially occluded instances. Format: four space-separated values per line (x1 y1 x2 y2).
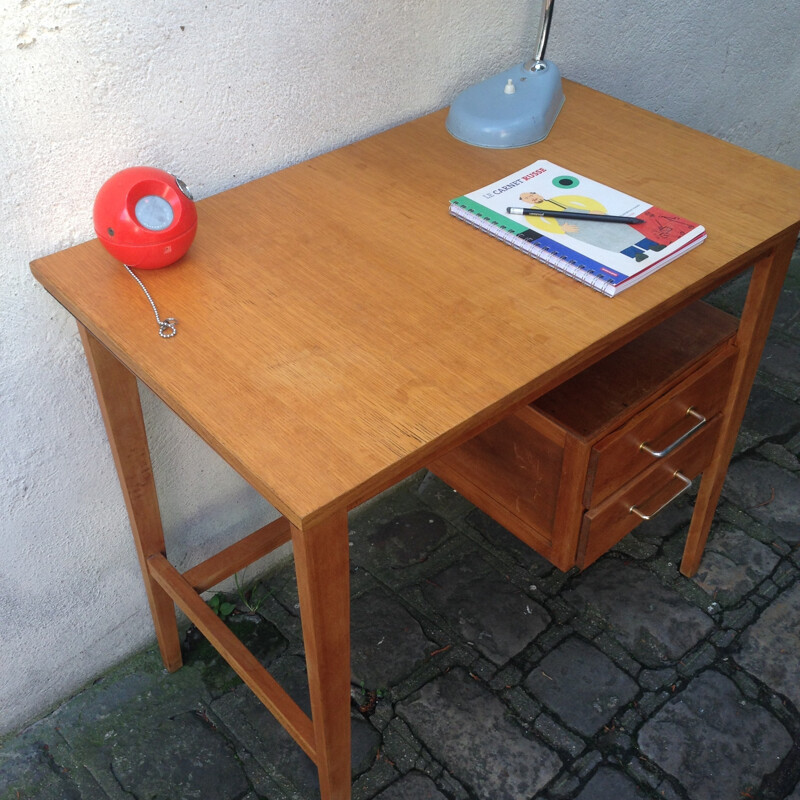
31 81 800 528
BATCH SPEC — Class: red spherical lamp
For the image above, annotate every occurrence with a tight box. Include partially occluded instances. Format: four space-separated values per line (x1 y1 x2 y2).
93 167 197 269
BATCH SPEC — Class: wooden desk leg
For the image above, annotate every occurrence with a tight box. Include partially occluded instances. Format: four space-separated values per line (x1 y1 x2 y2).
291 513 351 800
681 233 795 576
78 324 183 672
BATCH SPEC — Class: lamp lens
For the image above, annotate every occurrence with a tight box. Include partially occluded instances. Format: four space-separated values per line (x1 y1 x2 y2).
135 195 174 231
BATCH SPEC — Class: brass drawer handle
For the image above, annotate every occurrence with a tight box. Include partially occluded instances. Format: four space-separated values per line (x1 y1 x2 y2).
639 407 707 458
629 470 692 520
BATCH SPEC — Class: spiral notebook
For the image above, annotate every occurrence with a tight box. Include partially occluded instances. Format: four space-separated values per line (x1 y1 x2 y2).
450 160 706 296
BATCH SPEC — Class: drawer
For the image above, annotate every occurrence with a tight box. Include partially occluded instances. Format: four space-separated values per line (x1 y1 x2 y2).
431 302 737 573
578 412 722 569
584 350 735 507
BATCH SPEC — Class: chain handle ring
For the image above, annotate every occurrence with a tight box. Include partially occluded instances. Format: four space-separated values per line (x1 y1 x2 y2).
158 318 178 338
124 264 178 339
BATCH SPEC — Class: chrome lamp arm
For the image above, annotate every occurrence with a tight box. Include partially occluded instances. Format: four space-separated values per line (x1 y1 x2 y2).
525 0 556 71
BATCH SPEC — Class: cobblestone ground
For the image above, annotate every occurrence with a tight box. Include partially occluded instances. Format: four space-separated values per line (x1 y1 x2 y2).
3 245 799 800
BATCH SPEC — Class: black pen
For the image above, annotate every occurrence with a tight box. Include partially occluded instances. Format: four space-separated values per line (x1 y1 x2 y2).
506 207 643 224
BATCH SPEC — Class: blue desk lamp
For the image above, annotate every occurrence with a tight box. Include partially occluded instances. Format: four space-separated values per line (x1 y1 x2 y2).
446 0 564 148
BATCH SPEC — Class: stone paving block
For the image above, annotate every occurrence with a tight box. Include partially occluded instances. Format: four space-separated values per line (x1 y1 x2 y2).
771 280 800 333
735 581 800 709
396 668 562 800
728 667 761 701
638 670 792 800
741 383 800 440
109 711 250 800
590 631 643 677
704 270 750 315
610 533 659 561
571 750 602 779
597 729 633 756
28 648 219 800
758 441 800 471
733 427 765 455
501 685 542 725
636 690 672 718
211 655 379 798
532 713 585 758
372 771 449 800
710 628 737 648
0 712 114 800
691 526 780 606
757 578 780 600
572 766 651 800
546 772 581 798
254 586 305 642
786 778 800 800
536 570 574 597
421 553 550 665
350 588 436 689
524 637 638 737
0 739 89 800
437 771 472 800
489 664 523 691
638 667 678 692
543 597 574 626
224 747 293 799
381 717 424 774
632 495 694 541
469 656 499 682
675 642 717 678
773 560 800 588
624 755 662 790
655 779 684 800
722 599 759 631
711 500 763 535
416 471 478 521
759 339 800 387
723 457 800 541
351 756 400 800
465 509 554 575
350 508 452 576
262 558 301 616
564 560 713 668
52 651 211 738
182 614 288 695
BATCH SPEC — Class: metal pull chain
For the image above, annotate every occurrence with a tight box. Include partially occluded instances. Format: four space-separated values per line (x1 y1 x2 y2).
124 264 177 338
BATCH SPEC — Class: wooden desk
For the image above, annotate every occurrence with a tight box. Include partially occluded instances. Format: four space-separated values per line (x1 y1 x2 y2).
31 81 800 799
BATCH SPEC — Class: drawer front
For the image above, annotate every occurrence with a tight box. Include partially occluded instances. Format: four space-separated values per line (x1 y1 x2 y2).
578 412 722 569
586 350 735 507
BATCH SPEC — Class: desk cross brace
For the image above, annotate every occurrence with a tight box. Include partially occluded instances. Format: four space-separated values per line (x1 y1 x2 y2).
147 552 317 759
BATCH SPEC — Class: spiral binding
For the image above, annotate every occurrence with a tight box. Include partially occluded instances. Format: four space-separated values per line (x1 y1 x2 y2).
450 204 615 296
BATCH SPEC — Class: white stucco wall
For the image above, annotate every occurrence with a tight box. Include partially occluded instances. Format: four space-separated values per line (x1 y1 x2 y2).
1 0 798 736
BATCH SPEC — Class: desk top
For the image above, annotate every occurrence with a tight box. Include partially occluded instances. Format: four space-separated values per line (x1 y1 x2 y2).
32 81 800 528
